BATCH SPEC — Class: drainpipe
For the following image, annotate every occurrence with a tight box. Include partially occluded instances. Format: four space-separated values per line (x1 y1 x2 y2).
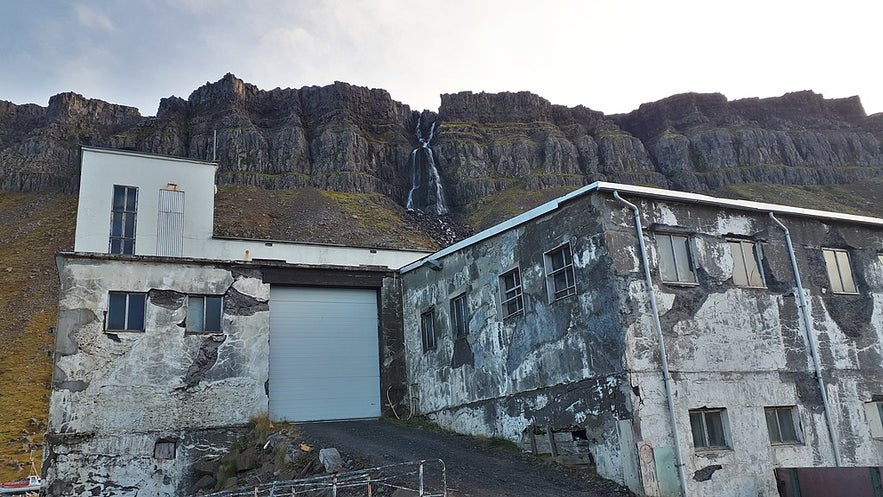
768 213 842 467
614 191 689 497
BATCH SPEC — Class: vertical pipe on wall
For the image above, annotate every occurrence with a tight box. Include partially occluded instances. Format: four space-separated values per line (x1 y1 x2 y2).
613 191 689 497
768 212 842 467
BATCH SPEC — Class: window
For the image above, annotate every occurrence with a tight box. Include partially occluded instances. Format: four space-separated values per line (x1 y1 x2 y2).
109 185 138 255
107 292 146 331
822 248 857 294
420 308 436 352
729 240 765 288
657 234 697 284
689 408 729 449
187 296 223 332
450 294 469 338
154 440 176 459
544 243 576 301
499 268 524 318
765 406 801 444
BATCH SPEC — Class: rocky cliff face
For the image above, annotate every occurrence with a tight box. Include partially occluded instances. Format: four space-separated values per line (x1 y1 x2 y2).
2 74 882 216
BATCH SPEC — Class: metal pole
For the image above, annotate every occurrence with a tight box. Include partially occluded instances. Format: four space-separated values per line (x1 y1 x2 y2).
418 460 425 497
614 191 689 497
768 212 842 466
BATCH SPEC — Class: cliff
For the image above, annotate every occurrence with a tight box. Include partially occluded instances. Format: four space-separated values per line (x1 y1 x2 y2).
1 74 882 218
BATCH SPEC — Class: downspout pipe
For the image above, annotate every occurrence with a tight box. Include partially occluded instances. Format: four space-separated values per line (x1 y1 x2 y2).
768 212 842 467
614 191 689 497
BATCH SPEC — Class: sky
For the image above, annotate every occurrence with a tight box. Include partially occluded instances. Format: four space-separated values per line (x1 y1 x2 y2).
1 0 881 117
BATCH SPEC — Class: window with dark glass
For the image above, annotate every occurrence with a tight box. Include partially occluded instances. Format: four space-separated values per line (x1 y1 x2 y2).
499 268 524 318
765 406 800 444
187 296 223 332
107 292 146 331
657 234 696 284
729 240 765 288
110 185 138 255
544 244 576 301
421 308 436 352
450 294 468 338
689 408 729 449
822 248 858 294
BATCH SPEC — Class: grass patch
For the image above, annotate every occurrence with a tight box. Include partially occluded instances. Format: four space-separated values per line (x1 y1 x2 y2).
0 191 77 482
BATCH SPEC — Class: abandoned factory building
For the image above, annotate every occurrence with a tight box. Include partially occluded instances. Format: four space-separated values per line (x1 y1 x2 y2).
46 147 883 497
400 182 883 497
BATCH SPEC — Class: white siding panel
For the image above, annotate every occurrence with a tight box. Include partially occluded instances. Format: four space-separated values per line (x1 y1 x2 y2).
269 287 380 421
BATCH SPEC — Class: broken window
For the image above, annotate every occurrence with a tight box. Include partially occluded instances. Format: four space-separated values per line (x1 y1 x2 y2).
450 294 469 338
822 248 858 294
499 268 524 318
544 243 576 302
420 308 436 352
107 292 146 332
657 233 697 284
187 296 223 333
729 240 765 288
765 406 801 444
109 185 138 255
689 408 729 450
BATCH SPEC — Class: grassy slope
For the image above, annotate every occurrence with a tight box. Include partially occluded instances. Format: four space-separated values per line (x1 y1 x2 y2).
0 192 76 481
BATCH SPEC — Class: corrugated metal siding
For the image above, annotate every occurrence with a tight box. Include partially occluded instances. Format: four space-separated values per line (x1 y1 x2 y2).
156 189 184 256
269 287 380 422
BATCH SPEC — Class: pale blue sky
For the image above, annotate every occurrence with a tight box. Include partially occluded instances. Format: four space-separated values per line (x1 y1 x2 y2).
1 0 880 117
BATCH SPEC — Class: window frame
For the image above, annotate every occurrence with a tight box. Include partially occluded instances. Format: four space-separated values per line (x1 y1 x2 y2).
656 233 698 285
106 291 146 332
499 267 524 319
450 293 469 338
865 400 883 439
420 308 437 352
186 295 224 333
822 248 858 294
764 406 802 445
688 408 730 450
544 243 577 302
728 239 766 288
109 185 138 255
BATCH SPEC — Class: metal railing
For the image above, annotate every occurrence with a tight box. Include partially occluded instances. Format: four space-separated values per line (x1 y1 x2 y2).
198 459 446 497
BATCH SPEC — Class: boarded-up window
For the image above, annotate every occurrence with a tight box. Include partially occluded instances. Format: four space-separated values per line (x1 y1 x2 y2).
657 234 696 284
157 189 184 256
822 248 858 294
154 440 176 459
729 240 765 288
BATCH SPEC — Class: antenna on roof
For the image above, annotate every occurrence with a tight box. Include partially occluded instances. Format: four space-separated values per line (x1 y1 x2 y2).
212 130 217 162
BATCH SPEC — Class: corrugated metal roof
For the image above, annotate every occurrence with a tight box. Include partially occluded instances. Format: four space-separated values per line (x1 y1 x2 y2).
400 181 883 273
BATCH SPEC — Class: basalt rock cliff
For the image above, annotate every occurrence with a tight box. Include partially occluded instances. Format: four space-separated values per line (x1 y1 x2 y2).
2 73 882 217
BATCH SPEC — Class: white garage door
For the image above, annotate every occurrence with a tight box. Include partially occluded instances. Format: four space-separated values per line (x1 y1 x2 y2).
269 286 381 421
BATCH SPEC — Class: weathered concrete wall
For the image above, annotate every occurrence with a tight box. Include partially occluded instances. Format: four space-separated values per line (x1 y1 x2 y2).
606 194 883 497
47 256 270 496
401 196 638 485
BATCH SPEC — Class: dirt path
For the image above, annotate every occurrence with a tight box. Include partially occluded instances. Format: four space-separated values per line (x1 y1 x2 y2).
297 420 634 497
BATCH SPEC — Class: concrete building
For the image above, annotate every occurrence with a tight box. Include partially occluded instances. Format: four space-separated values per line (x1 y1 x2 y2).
46 147 428 496
49 147 883 496
399 182 883 497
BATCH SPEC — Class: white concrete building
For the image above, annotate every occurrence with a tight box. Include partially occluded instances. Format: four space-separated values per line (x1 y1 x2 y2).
46 147 428 496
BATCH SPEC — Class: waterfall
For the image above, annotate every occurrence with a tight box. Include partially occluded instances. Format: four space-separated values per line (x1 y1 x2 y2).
406 117 449 215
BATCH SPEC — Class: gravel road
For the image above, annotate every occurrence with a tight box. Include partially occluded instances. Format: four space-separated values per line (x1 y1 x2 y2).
298 419 634 497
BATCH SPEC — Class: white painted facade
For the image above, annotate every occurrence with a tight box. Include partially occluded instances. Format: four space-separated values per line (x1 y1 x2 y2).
75 147 427 269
